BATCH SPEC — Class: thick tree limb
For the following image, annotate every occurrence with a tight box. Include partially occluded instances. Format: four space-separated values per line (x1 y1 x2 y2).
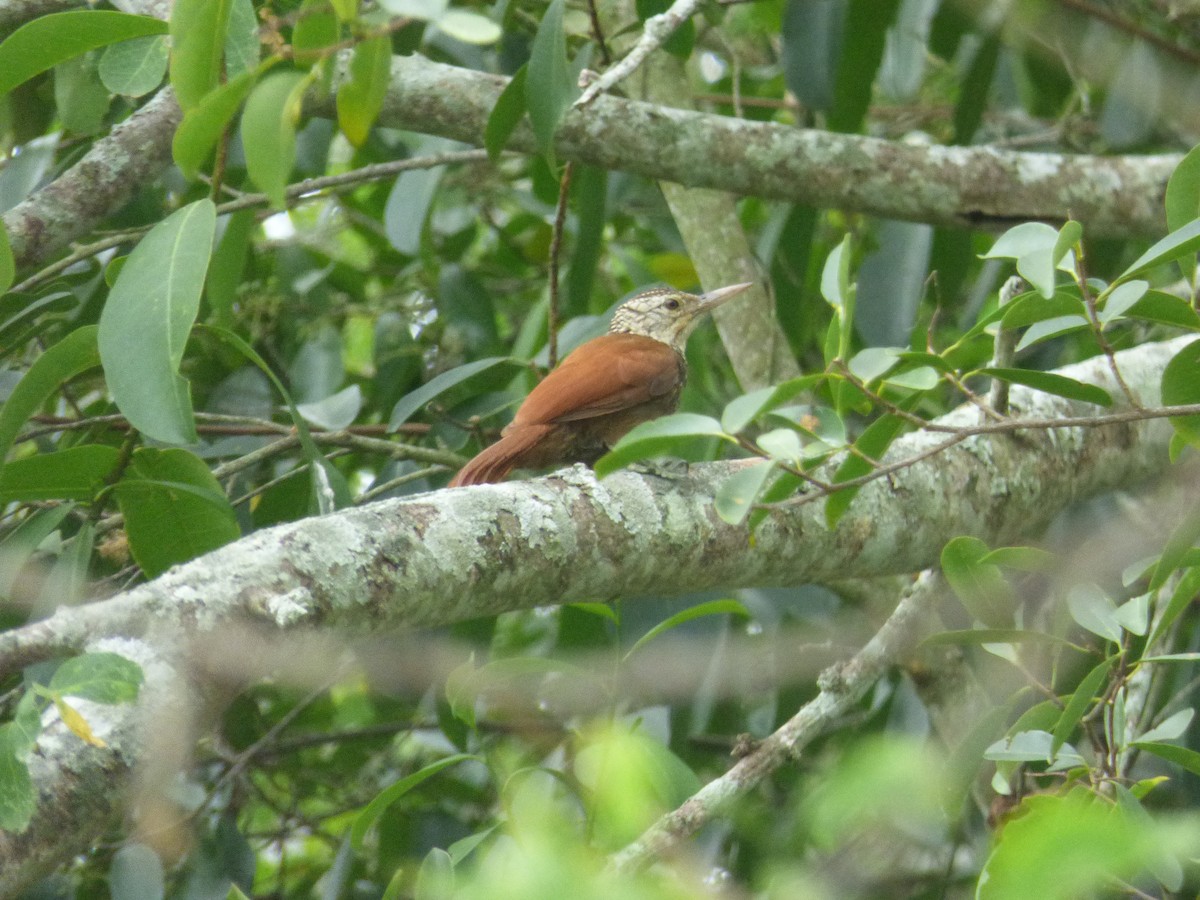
361 55 1176 239
0 335 1194 890
2 52 1181 275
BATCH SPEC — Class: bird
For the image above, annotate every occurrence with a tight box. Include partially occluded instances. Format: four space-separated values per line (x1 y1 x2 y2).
449 281 753 487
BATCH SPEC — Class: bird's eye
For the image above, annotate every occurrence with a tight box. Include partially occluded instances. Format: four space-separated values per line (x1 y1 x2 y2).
664 298 680 310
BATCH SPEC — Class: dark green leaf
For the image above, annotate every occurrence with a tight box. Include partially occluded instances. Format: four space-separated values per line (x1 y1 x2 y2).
388 357 521 431
525 0 577 163
1135 741 1200 778
1148 566 1200 648
953 32 999 144
1125 290 1200 329
977 368 1111 407
485 65 528 160
0 225 12 295
99 199 216 445
0 326 100 463
1166 144 1200 283
625 599 749 660
1161 340 1200 446
0 11 166 96
1051 656 1115 757
351 755 479 851
824 412 907 527
0 445 120 502
828 0 900 133
593 413 729 477
115 447 240 577
0 725 35 832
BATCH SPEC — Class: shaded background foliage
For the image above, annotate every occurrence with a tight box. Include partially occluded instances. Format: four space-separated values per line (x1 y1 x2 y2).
3 0 1200 897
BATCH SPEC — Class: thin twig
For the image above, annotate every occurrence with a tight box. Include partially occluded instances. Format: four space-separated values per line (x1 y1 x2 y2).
989 275 1026 416
575 0 706 107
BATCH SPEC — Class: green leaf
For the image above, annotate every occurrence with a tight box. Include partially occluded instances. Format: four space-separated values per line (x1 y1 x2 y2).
0 10 166 97
115 447 240 577
921 629 1081 649
1148 566 1200 648
824 411 906 527
714 461 776 525
1166 144 1200 283
0 446 120 502
437 10 502 45
1014 314 1089 352
1119 216 1200 283
0 505 74 598
0 725 35 832
827 0 900 133
337 35 391 147
1066 583 1122 643
976 368 1112 407
624 599 749 661
1134 741 1200 778
0 326 100 463
414 847 454 900
1051 656 1115 757
99 199 216 445
593 413 729 477
1161 340 1200 447
99 34 168 97
720 375 824 434
205 210 256 327
941 535 1017 628
525 0 577 163
953 32 999 143
0 225 14 296
48 652 144 703
387 356 521 430
978 546 1055 571
292 0 339 55
173 70 257 180
224 0 259 76
241 71 307 208
983 222 1064 299
1000 290 1085 329
1140 708 1194 744
383 139 453 255
169 0 233 110
484 65 527 160
1125 290 1200 329
350 755 478 851
1097 279 1148 325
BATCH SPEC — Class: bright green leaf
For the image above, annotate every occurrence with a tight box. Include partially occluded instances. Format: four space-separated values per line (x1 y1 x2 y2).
485 65 527 160
0 225 13 295
241 71 307 208
0 10 166 97
169 0 233 110
49 652 144 703
337 35 391 147
1119 217 1200 283
173 70 257 180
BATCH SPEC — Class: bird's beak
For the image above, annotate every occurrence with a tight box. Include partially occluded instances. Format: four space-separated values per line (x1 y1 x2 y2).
698 281 754 312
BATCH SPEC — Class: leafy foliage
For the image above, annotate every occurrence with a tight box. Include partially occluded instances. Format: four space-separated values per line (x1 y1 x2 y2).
4 0 1200 897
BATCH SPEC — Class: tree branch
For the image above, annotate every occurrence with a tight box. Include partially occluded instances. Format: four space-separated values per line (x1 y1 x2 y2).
0 335 1194 889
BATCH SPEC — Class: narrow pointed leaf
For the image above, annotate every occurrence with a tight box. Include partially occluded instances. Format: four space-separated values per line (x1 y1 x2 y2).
337 35 391 146
351 755 479 851
525 0 576 162
169 0 233 110
977 368 1112 407
242 71 307 208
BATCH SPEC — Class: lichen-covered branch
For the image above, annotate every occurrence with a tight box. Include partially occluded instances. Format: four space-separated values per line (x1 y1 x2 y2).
0 335 1193 891
361 55 1176 239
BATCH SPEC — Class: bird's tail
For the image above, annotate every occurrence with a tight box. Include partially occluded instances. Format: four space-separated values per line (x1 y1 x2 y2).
449 424 555 487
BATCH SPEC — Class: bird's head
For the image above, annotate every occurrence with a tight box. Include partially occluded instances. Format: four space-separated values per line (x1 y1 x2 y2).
608 282 753 351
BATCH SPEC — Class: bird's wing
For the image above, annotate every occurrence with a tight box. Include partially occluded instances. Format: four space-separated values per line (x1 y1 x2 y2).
513 334 684 426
